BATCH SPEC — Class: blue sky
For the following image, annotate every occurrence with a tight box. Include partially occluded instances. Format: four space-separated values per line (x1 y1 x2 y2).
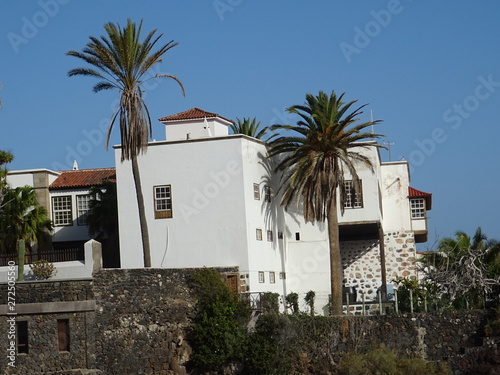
1 1 499 247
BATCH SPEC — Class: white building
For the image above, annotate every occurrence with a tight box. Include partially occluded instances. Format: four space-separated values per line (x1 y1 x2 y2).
115 108 432 314
3 167 117 275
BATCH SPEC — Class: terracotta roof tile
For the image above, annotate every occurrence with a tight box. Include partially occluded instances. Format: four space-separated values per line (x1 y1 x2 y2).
158 107 232 123
50 168 116 190
408 186 432 210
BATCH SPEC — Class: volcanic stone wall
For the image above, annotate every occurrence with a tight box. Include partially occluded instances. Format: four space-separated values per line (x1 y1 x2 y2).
341 231 418 302
0 268 494 375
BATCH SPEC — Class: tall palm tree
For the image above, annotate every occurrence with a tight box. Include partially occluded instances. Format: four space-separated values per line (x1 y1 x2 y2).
268 91 383 315
67 19 185 267
230 117 271 140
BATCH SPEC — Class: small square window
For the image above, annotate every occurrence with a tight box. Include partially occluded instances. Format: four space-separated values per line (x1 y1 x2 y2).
278 231 283 239
295 232 300 241
279 272 286 279
57 319 70 352
269 271 276 283
256 229 263 241
16 321 29 354
253 183 260 200
267 230 273 242
258 271 265 283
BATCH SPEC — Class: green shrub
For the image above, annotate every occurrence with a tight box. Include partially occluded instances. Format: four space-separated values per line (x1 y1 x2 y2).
286 292 299 314
30 259 56 280
188 268 248 370
262 292 280 313
244 313 294 375
337 346 451 375
304 290 315 316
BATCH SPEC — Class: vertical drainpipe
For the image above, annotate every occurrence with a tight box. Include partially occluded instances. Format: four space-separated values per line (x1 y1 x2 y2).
378 223 387 301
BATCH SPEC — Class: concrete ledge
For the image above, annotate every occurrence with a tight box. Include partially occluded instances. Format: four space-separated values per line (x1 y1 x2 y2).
0 300 96 315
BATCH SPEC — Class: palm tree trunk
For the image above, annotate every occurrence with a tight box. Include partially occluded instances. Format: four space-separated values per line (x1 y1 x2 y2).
131 156 151 267
328 193 343 315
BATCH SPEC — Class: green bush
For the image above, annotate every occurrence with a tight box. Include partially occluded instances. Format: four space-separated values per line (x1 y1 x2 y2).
304 290 315 316
30 259 56 280
244 313 294 375
286 292 299 314
337 346 451 375
262 292 280 313
188 268 248 370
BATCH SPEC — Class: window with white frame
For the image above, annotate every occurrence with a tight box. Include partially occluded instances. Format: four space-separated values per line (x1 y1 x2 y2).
267 230 273 242
410 198 426 218
269 271 276 283
154 185 172 219
77 195 91 226
344 180 363 209
253 183 260 200
52 196 72 226
258 271 265 283
256 228 263 241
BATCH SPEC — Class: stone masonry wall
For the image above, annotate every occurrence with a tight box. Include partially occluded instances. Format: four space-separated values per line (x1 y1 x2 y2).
341 239 381 301
0 279 94 374
384 230 417 280
0 268 495 374
341 231 418 303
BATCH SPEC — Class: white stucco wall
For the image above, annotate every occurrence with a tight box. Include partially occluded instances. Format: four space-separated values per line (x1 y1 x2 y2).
380 162 411 232
6 169 59 188
165 118 230 141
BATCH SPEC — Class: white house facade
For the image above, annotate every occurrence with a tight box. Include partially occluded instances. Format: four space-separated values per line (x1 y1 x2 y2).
115 108 433 314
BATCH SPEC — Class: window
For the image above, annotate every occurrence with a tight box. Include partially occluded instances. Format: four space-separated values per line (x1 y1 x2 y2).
258 271 265 283
264 186 271 202
253 183 260 200
269 271 276 283
267 230 273 242
295 232 300 241
279 272 286 279
154 185 173 219
344 180 363 209
278 231 283 239
57 319 70 352
77 195 91 225
410 198 426 218
256 229 263 241
52 196 72 226
16 321 28 354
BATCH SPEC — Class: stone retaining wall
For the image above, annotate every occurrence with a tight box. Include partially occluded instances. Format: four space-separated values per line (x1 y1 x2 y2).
0 268 495 374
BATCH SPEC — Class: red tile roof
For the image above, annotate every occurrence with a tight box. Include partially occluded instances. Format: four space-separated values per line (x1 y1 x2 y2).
408 187 432 210
158 107 232 124
50 168 116 190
